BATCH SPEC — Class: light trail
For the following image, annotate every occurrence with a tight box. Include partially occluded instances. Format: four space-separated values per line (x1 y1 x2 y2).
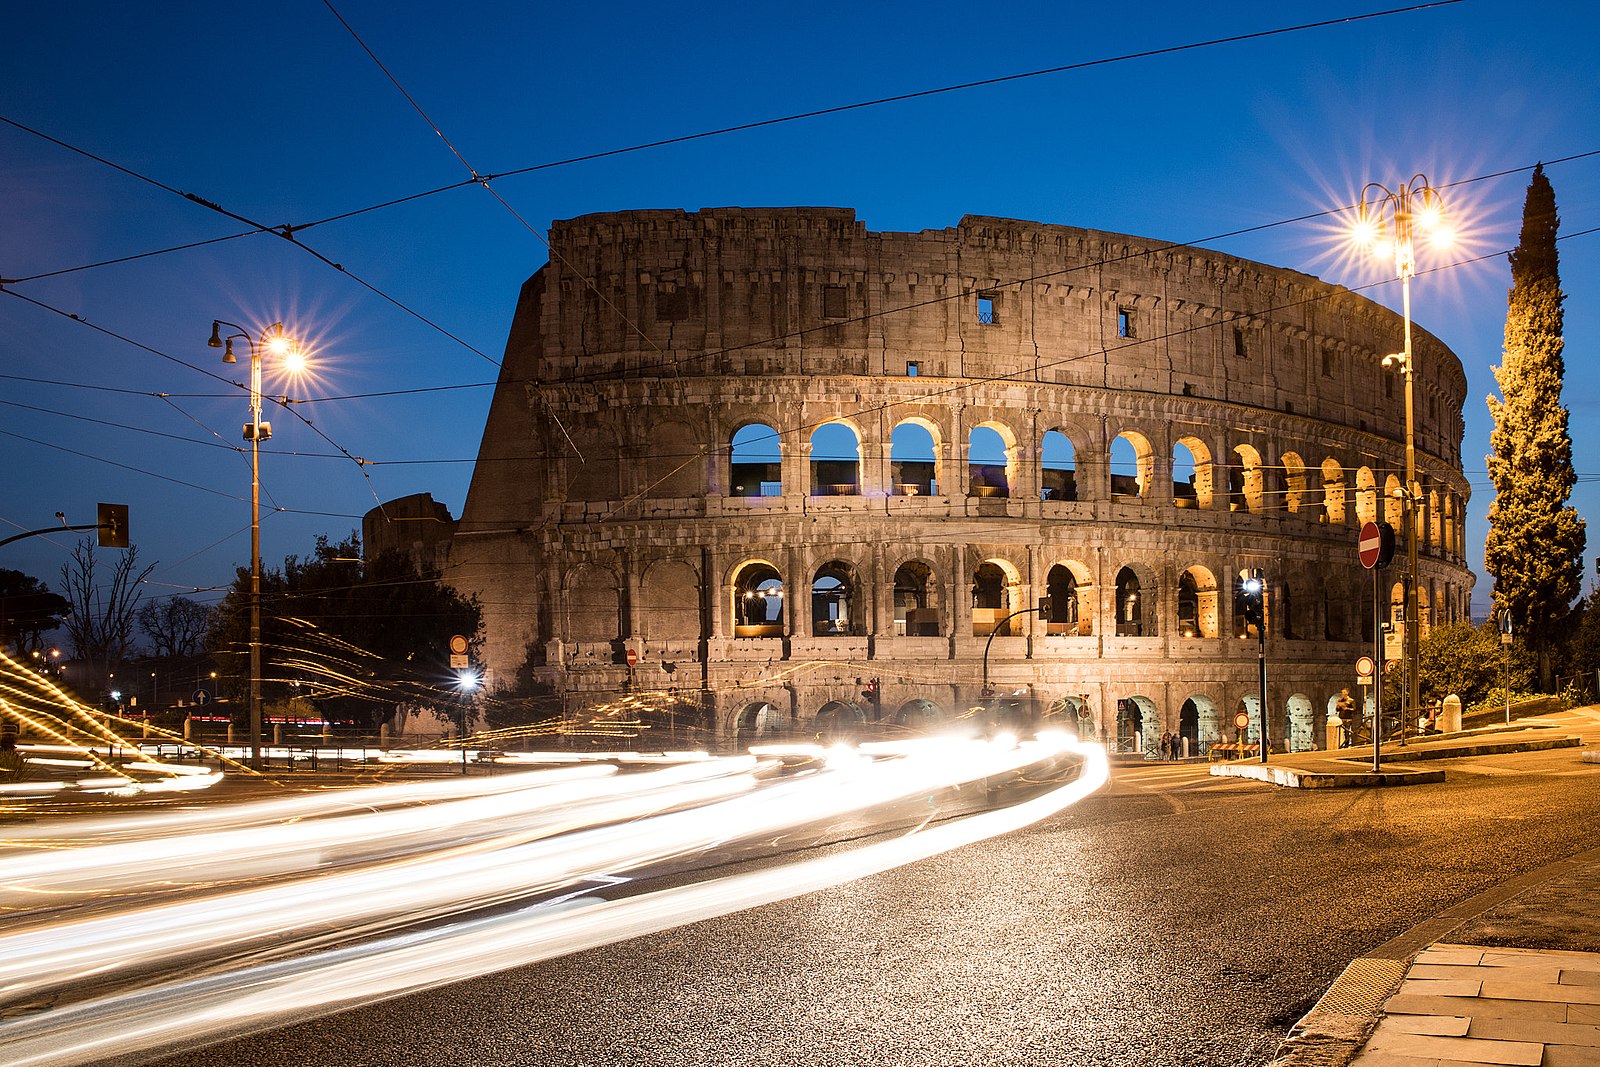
0 733 1107 1067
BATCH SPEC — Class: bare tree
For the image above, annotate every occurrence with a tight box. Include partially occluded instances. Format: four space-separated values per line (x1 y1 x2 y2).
137 596 215 657
59 539 155 675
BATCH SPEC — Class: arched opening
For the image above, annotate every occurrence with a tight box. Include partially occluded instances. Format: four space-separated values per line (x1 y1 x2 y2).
733 562 784 638
971 559 1018 636
811 422 861 496
1044 561 1093 636
735 701 791 745
1115 566 1146 637
1182 695 1221 756
1041 429 1077 501
566 565 622 643
1356 466 1377 524
1177 566 1219 638
811 560 858 636
638 559 701 641
890 421 938 496
893 560 940 636
814 699 867 740
1231 444 1264 512
1321 459 1346 525
1045 695 1086 734
1281 452 1307 515
730 423 782 497
1114 695 1159 754
1286 693 1315 752
893 698 944 731
1173 438 1213 509
1383 474 1404 527
968 425 1011 498
1233 568 1265 640
1111 432 1152 499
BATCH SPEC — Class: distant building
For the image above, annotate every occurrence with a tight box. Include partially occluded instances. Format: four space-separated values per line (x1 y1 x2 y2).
449 208 1474 752
364 494 456 575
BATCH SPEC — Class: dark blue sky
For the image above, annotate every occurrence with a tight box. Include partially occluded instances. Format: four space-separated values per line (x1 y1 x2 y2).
4 0 1598 619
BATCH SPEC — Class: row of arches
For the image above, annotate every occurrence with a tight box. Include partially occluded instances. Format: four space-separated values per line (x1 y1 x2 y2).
726 558 1463 642
725 420 1466 557
732 690 1363 755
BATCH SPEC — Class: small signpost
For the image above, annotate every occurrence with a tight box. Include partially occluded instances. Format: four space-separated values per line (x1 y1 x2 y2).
1358 521 1395 775
448 634 469 669
1355 656 1374 686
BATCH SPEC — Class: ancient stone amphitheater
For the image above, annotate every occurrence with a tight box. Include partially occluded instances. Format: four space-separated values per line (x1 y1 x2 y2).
449 207 1473 754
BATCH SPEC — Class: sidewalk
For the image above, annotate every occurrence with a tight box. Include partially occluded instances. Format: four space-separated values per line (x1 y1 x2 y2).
1210 725 1585 789
1267 722 1600 1066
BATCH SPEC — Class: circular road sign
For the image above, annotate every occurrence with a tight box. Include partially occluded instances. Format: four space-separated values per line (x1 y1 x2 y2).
625 648 638 667
1359 521 1383 568
1234 710 1250 730
192 688 212 705
1356 656 1375 678
449 634 469 655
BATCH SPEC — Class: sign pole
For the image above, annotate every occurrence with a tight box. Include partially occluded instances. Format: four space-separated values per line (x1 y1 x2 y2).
1373 566 1383 774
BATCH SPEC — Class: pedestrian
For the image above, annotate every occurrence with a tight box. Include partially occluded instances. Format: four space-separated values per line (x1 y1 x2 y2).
1334 688 1356 748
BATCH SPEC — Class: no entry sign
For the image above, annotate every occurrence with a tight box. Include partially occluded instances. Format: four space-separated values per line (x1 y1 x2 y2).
1358 521 1394 569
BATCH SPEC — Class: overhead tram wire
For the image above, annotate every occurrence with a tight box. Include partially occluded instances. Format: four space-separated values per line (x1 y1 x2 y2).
0 117 498 369
6 162 1594 490
2 4 1464 287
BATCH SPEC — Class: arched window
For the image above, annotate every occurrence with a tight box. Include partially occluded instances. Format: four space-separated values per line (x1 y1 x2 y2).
810 423 860 496
1045 563 1089 635
730 423 782 497
1383 474 1404 527
1111 433 1152 499
733 562 784 638
1231 445 1264 512
890 422 937 496
1115 567 1144 637
893 560 940 636
1321 459 1346 525
968 426 1010 498
1177 567 1218 638
1281 452 1307 515
1173 438 1212 509
1041 430 1077 501
1356 466 1377 524
811 561 858 636
971 560 1014 636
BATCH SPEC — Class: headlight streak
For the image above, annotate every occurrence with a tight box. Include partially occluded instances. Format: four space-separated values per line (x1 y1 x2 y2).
0 737 1107 1067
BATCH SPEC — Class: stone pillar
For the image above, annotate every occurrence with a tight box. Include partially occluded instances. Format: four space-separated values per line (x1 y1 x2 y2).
1441 693 1462 733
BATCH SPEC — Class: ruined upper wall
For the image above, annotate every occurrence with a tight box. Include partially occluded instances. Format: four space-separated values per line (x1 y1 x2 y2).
507 207 1466 467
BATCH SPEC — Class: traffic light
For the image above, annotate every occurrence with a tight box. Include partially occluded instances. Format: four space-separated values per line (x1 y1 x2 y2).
860 677 880 717
1240 571 1265 630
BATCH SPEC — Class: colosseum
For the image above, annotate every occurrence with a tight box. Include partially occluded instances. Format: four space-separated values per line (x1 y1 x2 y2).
448 207 1474 754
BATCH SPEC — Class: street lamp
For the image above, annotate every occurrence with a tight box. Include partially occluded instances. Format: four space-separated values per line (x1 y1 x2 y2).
1352 176 1450 744
209 319 300 770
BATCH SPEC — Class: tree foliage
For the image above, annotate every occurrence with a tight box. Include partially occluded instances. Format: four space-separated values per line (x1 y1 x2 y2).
58 539 155 670
136 596 215 657
1484 164 1586 689
0 568 71 654
1417 621 1533 709
206 533 482 729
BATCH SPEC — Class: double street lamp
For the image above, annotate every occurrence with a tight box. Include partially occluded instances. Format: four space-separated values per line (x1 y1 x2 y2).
1352 176 1451 736
209 319 301 769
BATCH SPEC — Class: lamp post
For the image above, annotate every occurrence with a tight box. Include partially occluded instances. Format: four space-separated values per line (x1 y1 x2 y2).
209 319 299 770
981 603 1049 701
1353 176 1449 745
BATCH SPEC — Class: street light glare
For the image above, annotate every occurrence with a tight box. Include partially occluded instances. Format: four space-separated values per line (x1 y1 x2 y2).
1351 216 1381 249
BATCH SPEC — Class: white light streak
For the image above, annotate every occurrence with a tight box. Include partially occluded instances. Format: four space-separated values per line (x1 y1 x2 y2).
0 737 1107 1067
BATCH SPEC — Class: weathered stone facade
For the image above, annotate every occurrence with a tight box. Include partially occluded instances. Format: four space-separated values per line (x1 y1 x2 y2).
449 207 1473 753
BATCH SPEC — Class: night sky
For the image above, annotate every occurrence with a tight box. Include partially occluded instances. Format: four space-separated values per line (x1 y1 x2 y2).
4 0 1598 620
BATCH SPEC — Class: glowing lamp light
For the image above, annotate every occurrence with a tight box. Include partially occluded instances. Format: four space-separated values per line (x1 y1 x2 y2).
1351 215 1382 249
1241 577 1263 595
454 669 482 693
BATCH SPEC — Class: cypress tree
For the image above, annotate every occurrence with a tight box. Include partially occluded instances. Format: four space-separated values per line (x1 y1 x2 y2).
1484 163 1586 689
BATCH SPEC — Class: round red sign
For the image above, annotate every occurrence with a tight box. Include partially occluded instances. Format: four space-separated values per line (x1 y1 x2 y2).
625 648 638 666
1358 521 1383 569
1234 710 1250 730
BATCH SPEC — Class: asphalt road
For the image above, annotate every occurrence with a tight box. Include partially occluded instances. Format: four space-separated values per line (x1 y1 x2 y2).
136 734 1600 1067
